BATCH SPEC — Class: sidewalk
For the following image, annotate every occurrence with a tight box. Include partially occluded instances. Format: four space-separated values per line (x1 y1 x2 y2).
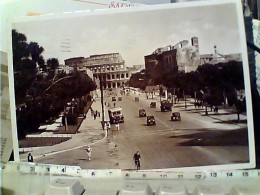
20 100 107 161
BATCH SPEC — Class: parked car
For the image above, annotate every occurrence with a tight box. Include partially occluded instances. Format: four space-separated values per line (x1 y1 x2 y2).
150 102 156 108
139 109 146 117
135 97 139 101
112 97 116 101
147 116 156 126
171 112 181 121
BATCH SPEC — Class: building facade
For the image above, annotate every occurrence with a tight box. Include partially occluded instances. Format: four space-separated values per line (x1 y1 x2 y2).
83 53 130 89
174 37 201 72
145 37 242 77
144 46 178 81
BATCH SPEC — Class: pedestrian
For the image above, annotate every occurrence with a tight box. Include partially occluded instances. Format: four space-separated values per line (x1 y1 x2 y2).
107 121 111 131
98 112 100 117
115 120 120 131
28 153 33 162
133 151 141 170
86 146 92 161
113 102 116 107
94 113 96 120
95 110 98 116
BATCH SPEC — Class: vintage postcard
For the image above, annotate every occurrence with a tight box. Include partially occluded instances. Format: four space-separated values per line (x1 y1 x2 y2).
9 0 255 171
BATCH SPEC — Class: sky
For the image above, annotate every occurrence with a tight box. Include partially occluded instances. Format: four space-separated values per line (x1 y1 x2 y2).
12 2 243 66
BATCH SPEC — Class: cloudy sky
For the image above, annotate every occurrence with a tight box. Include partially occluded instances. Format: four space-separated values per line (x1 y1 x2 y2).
12 1 243 66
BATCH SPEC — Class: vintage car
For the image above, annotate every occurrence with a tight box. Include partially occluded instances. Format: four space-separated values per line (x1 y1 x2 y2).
139 109 146 117
108 107 124 124
171 112 181 121
112 97 116 101
135 97 139 101
160 100 173 112
147 116 156 126
150 102 156 108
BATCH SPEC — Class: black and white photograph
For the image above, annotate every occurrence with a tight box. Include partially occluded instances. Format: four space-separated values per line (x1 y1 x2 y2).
9 0 255 170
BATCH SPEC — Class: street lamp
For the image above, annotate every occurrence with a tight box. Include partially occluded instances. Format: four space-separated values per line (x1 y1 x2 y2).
99 74 106 130
184 95 187 109
183 90 187 109
159 84 162 102
205 103 208 116
64 106 68 131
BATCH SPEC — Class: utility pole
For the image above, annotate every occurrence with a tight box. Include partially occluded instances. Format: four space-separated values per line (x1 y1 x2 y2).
184 90 187 109
64 106 68 131
159 85 162 102
100 75 105 130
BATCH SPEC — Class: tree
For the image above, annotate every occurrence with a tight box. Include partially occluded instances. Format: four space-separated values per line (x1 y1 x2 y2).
12 30 40 103
27 42 45 64
46 58 59 72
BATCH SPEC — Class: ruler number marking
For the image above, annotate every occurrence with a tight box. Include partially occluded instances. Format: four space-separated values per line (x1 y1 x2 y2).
178 174 183 179
242 171 249 177
226 172 233 177
210 172 217 177
195 174 202 179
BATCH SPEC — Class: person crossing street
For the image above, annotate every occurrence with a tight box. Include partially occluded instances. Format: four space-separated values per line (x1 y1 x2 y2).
133 151 141 170
86 146 92 161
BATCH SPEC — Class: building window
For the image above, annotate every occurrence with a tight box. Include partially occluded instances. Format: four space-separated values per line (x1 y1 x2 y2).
112 74 115 79
117 74 120 79
121 74 124 78
126 73 129 78
107 74 111 80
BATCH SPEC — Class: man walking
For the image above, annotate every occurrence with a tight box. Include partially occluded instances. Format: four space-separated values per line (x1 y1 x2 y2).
86 146 92 161
106 121 111 131
133 151 141 170
115 120 120 131
27 153 33 162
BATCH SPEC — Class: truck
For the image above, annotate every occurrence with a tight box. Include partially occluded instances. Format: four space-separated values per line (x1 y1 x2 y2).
108 107 124 124
160 100 173 112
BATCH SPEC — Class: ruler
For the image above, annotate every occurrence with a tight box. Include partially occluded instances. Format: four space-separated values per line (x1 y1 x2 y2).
4 162 260 180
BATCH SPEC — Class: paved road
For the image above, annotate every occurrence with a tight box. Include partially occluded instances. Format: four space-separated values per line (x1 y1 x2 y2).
32 88 249 170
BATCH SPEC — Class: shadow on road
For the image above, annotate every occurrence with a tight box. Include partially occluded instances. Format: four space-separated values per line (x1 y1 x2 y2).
214 119 247 124
169 128 248 146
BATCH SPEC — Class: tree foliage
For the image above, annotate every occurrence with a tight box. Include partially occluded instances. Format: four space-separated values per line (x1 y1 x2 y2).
12 30 97 139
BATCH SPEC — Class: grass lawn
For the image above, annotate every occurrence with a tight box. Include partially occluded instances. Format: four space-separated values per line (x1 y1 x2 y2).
19 137 71 148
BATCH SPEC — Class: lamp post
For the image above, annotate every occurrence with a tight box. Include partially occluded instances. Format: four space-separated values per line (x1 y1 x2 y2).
205 103 208 116
183 90 187 109
64 106 68 131
184 95 187 109
99 74 105 130
159 84 162 102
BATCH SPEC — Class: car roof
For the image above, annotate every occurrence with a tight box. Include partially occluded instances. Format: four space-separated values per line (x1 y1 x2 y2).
108 107 122 111
147 116 154 118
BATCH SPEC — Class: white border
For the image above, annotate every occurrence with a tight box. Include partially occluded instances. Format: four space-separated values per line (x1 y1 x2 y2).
8 0 256 171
